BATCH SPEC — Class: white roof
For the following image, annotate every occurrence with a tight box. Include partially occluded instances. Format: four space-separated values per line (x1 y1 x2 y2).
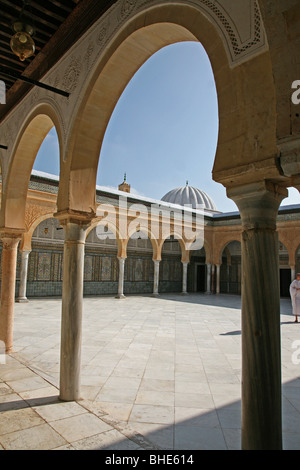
161 185 217 211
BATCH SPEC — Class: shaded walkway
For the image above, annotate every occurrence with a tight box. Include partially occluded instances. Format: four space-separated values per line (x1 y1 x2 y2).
0 294 299 450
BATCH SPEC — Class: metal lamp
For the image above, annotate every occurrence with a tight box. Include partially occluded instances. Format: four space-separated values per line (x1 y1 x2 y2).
10 2 36 62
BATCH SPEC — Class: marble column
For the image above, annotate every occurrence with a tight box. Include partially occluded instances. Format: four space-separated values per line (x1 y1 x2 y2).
181 261 189 295
16 250 31 303
290 265 296 282
228 181 287 450
206 263 211 294
59 219 89 402
116 257 126 299
216 264 221 294
0 234 21 353
153 259 160 297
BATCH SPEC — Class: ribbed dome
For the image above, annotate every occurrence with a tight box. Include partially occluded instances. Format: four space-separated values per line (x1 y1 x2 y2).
161 185 217 211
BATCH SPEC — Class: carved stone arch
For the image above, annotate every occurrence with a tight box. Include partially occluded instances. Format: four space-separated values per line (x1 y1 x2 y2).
277 235 293 267
1 103 63 231
20 211 57 252
126 225 159 260
85 218 126 258
161 230 189 263
59 1 277 218
218 238 242 265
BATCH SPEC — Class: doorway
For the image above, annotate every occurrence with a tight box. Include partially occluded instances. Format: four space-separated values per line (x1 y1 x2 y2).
280 269 291 298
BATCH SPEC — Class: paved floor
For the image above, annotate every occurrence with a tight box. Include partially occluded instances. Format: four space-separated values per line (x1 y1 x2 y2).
0 293 299 450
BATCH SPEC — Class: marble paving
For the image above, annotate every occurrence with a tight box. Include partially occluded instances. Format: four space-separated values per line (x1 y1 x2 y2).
0 293 299 450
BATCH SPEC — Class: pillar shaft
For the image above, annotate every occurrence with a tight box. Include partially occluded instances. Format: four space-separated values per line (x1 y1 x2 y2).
0 235 21 353
216 264 221 294
291 265 296 282
182 261 189 295
17 250 31 302
59 221 88 401
228 181 287 450
116 257 126 299
153 260 160 296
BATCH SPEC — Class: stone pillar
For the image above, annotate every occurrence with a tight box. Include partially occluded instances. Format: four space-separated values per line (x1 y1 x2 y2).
116 257 126 299
216 264 221 294
0 233 22 353
228 181 288 450
206 263 211 294
291 265 296 282
181 261 189 295
16 250 31 303
58 218 90 402
153 259 160 297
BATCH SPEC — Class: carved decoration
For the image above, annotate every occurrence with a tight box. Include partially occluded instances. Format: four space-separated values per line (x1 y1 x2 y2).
0 0 269 200
25 203 55 232
62 56 82 93
119 0 136 20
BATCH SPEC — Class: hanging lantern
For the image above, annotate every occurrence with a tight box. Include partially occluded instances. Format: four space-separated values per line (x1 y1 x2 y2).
10 2 36 62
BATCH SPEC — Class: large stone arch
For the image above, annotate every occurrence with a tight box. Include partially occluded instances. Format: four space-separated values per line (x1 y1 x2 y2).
86 217 126 258
0 1 291 448
20 211 57 252
1 103 63 231
57 1 277 216
126 225 159 260
217 236 242 265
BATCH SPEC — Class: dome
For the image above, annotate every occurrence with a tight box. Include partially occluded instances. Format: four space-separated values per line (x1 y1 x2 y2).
161 185 217 211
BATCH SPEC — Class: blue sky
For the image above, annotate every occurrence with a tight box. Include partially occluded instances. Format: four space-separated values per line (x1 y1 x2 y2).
34 41 299 212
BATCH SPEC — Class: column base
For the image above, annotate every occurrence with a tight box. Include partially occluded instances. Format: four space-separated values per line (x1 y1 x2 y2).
115 294 126 299
152 293 160 297
16 297 29 303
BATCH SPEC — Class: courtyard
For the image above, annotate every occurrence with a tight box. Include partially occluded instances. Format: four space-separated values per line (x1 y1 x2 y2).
0 293 299 450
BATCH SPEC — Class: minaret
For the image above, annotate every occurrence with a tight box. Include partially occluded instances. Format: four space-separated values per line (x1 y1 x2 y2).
118 173 131 193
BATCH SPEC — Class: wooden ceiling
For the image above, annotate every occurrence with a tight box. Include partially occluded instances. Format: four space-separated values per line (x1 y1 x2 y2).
0 0 118 120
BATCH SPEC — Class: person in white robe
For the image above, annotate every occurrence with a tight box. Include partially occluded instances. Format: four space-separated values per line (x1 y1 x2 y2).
290 273 300 323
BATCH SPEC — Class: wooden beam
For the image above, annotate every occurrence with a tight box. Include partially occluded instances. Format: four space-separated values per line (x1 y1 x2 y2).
0 0 118 121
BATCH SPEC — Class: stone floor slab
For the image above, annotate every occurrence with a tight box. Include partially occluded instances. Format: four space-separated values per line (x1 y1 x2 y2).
0 294 299 450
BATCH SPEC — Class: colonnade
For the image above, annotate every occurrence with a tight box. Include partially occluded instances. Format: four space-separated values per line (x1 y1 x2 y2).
9 235 299 304
12 226 195 302
0 182 292 448
59 182 288 449
13 245 228 302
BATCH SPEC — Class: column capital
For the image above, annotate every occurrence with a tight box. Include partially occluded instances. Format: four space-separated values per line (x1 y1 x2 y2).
56 212 94 245
227 181 288 231
19 249 31 255
54 209 95 227
0 228 24 242
0 231 23 250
